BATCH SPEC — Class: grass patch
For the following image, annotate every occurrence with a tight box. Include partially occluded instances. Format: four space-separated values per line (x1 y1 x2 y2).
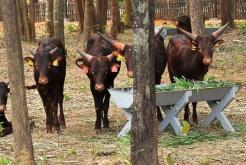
0 156 11 165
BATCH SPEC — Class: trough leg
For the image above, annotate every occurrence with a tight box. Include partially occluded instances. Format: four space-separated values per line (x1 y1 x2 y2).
203 86 238 132
117 108 132 137
158 91 192 135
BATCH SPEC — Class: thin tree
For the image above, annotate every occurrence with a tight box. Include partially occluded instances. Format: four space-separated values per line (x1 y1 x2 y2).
83 0 94 48
75 0 84 33
29 0 36 41
110 0 120 39
101 0 108 32
20 0 32 41
96 0 103 32
131 0 158 164
1 0 34 164
125 0 133 28
45 0 54 37
189 0 205 35
53 0 65 44
220 0 235 27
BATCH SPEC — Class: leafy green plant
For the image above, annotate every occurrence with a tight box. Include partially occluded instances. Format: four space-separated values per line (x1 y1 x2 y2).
0 156 11 165
65 24 77 33
156 77 239 92
0 122 3 136
166 153 175 165
238 23 246 35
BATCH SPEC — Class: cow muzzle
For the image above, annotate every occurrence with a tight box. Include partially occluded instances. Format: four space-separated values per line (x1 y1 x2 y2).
203 57 212 66
0 105 6 112
127 71 134 78
95 84 105 92
38 76 49 84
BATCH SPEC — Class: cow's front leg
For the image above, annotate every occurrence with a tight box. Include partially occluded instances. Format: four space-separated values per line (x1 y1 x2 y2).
51 101 60 133
40 95 52 133
103 90 110 129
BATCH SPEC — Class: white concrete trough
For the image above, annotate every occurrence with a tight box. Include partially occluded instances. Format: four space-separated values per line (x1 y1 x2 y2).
109 84 241 137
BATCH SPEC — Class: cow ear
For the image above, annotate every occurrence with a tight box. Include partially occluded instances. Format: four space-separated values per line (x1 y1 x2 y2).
80 65 89 74
191 41 199 51
24 57 34 66
213 39 224 47
111 63 120 73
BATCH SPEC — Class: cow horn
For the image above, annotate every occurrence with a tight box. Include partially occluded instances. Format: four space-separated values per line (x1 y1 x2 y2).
212 23 229 39
178 27 198 41
97 31 125 51
75 49 93 62
49 47 58 54
28 49 35 56
106 53 115 62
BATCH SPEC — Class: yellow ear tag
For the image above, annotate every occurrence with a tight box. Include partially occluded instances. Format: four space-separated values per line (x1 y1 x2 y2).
191 44 197 51
116 54 125 62
52 59 59 66
28 60 33 66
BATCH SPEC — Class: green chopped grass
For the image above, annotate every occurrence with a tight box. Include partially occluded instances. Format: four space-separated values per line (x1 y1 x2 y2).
156 77 240 92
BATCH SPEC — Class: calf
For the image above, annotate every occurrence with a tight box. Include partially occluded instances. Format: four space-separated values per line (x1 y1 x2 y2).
167 23 228 123
0 82 12 137
97 28 167 121
24 38 66 133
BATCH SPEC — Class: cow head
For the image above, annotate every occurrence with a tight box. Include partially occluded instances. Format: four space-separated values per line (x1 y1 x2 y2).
96 32 133 78
0 82 9 112
177 15 192 33
76 50 119 92
178 23 228 66
24 47 62 84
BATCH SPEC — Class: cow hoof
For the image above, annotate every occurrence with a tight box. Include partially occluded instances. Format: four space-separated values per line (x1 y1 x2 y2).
96 129 102 134
60 124 66 129
46 125 52 133
104 127 110 132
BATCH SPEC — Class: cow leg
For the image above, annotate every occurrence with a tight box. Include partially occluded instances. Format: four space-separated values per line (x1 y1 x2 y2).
103 90 110 128
51 100 60 133
184 104 190 122
91 86 103 130
156 106 163 121
40 94 52 133
58 93 66 128
192 102 198 124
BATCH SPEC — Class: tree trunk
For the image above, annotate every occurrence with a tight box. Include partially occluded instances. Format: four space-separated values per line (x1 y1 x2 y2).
1 0 34 164
75 0 84 33
101 0 108 32
125 0 133 28
220 0 235 27
45 0 54 37
83 0 94 48
29 0 36 41
189 0 205 35
96 0 103 32
20 0 32 41
16 0 25 39
53 0 65 45
131 0 158 164
110 0 119 39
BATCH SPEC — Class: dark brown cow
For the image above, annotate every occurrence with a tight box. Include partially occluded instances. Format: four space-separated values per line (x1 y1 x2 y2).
75 34 123 130
97 28 168 121
0 82 12 137
24 38 66 133
167 23 228 123
177 15 192 33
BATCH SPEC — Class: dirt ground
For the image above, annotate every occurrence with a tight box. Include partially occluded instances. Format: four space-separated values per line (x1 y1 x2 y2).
0 20 246 165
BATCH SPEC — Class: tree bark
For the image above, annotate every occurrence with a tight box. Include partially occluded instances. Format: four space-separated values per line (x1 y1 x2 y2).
110 0 119 39
29 0 36 41
1 0 34 164
189 0 205 35
16 0 25 39
96 0 103 32
220 0 235 27
20 0 32 41
131 0 158 164
101 0 108 32
53 0 65 45
45 0 54 37
75 0 84 33
125 0 133 28
83 0 94 48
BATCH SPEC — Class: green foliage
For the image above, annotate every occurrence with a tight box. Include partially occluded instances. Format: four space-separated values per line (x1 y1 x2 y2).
65 24 77 33
166 153 175 165
0 122 3 136
181 121 190 135
121 12 128 26
238 23 246 35
64 94 70 101
156 77 239 92
0 156 11 165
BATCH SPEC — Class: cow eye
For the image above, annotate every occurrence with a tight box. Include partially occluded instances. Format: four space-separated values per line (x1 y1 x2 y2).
91 72 95 75
105 71 108 75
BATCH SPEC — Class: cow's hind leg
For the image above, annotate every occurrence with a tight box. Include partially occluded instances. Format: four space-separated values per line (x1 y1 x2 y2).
51 101 60 133
184 104 190 122
192 102 198 124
